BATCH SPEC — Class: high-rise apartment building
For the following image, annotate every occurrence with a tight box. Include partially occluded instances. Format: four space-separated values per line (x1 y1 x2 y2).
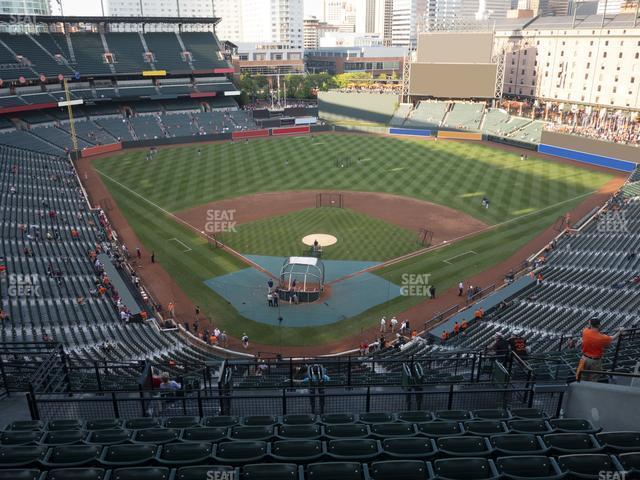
391 0 427 48
0 0 50 16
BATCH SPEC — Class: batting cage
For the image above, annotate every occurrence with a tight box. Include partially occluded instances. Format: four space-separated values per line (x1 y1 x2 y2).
277 256 325 303
316 193 344 208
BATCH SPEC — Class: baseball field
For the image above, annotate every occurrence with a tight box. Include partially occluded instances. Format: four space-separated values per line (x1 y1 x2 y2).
88 133 614 347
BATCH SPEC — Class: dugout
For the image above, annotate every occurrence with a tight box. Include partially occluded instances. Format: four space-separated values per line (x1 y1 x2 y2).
277 256 325 303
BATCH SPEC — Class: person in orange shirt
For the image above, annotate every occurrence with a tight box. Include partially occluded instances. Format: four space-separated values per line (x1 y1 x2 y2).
576 318 622 381
461 320 468 331
440 330 449 343
453 322 460 335
474 308 483 320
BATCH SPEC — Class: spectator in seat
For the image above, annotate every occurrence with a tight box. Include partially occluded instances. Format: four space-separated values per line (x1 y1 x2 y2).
577 318 622 382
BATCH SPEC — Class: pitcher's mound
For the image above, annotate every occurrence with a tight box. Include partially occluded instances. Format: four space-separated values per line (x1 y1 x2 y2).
302 234 338 247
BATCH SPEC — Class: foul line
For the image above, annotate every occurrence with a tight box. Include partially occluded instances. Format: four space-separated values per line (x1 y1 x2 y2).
328 189 597 285
93 168 278 279
168 238 192 252
443 250 477 265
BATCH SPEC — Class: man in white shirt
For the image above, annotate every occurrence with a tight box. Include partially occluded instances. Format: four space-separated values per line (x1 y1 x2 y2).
390 317 398 333
380 316 386 333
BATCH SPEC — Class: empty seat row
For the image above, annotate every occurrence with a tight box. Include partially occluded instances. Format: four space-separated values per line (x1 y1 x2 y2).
3 431 639 468
5 410 555 433
2 453 640 480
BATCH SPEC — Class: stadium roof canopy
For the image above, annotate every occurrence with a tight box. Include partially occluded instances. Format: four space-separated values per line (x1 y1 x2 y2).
493 12 639 32
0 14 221 26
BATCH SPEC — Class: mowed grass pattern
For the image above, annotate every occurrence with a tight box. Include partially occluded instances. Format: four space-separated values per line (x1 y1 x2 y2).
218 207 420 261
94 135 614 346
94 135 612 225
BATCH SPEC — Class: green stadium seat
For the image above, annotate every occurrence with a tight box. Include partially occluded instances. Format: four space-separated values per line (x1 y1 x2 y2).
436 436 494 457
164 416 200 429
47 420 82 431
109 467 171 480
433 458 499 479
175 465 236 480
45 468 107 480
323 424 369 439
508 420 553 434
490 434 549 456
358 413 395 424
326 439 382 461
202 416 239 427
123 418 160 430
543 433 604 454
99 444 158 467
618 452 640 475
417 422 464 438
0 445 47 467
241 463 301 480
180 426 227 443
597 432 640 453
84 419 121 431
435 410 471 421
157 442 212 466
0 469 41 480
320 414 356 425
277 424 322 440
557 454 618 479
549 418 600 434
463 421 509 436
397 411 433 423
85 429 131 445
132 428 179 444
0 430 42 445
282 414 317 425
370 460 430 480
42 445 102 467
7 421 43 431
496 455 564 480
229 425 273 441
213 440 268 465
306 461 366 480
472 409 512 421
382 437 437 460
370 422 418 439
510 409 548 420
40 430 86 446
270 439 324 463
242 415 277 426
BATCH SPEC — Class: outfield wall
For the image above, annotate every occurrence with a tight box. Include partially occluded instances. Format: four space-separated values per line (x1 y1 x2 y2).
438 131 483 141
389 127 433 137
539 131 638 172
318 91 400 125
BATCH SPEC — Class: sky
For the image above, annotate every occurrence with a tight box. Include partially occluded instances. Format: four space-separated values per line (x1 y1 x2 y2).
53 0 326 17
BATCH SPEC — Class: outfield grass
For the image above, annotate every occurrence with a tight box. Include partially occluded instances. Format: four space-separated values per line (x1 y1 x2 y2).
218 207 420 261
94 134 613 346
94 135 610 225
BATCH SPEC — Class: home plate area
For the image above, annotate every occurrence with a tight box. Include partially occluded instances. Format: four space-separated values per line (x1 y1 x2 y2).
203 255 402 327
